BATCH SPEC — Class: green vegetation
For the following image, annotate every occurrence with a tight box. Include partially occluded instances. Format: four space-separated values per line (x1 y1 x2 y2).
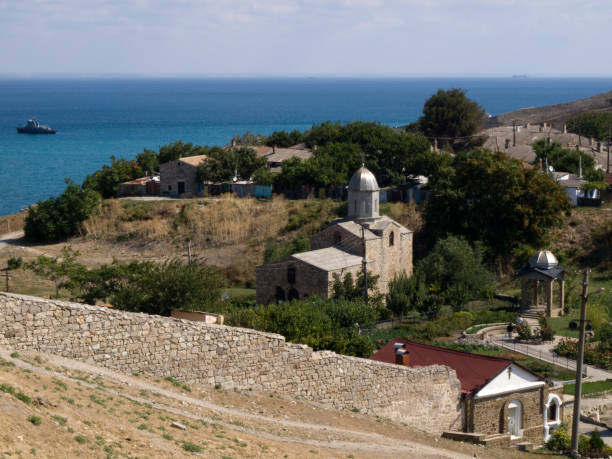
425 148 571 258
24 181 101 243
563 380 612 395
532 139 607 190
413 88 485 151
27 415 42 426
182 441 204 453
567 112 612 142
226 297 378 357
196 146 267 183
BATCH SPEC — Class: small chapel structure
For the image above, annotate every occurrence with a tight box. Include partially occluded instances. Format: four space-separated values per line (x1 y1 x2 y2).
255 165 413 304
517 250 565 318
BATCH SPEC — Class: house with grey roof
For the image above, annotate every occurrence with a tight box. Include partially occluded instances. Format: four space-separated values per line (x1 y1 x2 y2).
255 165 413 304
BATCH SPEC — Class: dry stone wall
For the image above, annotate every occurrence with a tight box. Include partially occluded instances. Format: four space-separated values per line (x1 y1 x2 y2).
0 292 461 433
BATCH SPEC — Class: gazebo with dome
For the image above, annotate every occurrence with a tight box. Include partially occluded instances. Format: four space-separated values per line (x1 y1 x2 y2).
517 250 565 318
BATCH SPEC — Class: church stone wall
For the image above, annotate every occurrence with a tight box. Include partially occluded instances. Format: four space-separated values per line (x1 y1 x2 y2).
255 259 329 304
0 293 461 433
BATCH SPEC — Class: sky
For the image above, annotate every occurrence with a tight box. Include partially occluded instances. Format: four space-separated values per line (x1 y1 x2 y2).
0 0 610 77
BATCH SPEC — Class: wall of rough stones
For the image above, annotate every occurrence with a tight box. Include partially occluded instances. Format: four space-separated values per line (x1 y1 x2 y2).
0 292 461 433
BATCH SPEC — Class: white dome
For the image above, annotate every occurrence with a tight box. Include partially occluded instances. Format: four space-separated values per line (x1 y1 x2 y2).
348 165 379 191
529 250 558 269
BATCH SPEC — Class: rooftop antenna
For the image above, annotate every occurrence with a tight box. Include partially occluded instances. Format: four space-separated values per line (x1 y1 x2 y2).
360 152 365 167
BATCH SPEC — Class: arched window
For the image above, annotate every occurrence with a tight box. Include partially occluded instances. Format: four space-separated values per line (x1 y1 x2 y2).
287 265 296 284
546 394 561 424
288 287 299 300
389 231 395 246
275 286 286 303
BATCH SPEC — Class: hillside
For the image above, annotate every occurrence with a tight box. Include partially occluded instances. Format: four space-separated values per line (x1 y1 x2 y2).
0 346 524 458
0 196 422 297
485 90 612 129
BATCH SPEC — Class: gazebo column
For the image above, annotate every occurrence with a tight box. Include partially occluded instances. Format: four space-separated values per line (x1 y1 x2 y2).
546 280 554 317
533 280 539 306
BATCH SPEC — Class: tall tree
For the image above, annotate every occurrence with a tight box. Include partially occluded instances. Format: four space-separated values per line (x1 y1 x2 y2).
419 89 485 151
425 149 571 257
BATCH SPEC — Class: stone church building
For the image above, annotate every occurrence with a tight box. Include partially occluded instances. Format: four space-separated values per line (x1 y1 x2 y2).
256 165 413 304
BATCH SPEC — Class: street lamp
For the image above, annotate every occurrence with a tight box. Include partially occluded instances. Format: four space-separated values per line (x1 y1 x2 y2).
571 270 604 458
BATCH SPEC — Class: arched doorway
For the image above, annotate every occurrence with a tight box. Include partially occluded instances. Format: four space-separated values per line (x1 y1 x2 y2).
507 400 523 438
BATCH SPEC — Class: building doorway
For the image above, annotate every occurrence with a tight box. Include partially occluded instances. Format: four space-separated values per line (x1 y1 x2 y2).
178 181 185 194
507 400 523 438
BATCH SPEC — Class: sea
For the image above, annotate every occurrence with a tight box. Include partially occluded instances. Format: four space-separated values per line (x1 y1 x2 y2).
1 77 612 217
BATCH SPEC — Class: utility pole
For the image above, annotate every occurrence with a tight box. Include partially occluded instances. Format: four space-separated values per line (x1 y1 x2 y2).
607 125 610 174
571 270 604 458
361 226 368 305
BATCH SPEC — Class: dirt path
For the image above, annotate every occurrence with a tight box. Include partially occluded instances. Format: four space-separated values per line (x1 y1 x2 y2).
0 346 477 459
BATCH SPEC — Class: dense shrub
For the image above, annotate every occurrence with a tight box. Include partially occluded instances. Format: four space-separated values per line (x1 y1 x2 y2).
24 182 101 243
546 424 570 451
225 297 376 357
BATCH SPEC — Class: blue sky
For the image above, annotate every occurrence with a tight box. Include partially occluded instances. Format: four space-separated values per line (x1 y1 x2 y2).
1 0 609 76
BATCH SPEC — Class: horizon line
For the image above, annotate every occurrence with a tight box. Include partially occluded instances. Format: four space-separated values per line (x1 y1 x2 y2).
1 73 612 79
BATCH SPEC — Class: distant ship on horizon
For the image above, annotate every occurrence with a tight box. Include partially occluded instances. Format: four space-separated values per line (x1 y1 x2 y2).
17 119 57 134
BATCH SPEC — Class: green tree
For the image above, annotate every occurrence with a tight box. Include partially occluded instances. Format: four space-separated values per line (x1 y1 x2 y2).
157 141 207 164
266 130 303 147
419 89 485 151
425 149 571 257
24 181 101 243
196 147 266 183
82 157 144 198
417 236 494 311
567 112 612 141
69 258 222 315
136 149 159 175
532 139 596 175
25 246 83 298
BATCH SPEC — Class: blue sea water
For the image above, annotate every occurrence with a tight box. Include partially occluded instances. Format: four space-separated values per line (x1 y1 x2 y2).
1 77 611 217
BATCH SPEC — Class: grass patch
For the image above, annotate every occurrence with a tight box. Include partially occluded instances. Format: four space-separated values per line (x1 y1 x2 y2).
52 415 67 426
165 376 192 392
564 380 612 395
74 435 86 444
27 415 42 426
183 441 203 453
547 314 580 338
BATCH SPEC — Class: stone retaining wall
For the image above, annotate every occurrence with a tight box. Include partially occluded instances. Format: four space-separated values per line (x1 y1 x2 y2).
0 293 462 433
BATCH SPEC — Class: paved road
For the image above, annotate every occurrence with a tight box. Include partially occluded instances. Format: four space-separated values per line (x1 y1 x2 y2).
490 334 612 382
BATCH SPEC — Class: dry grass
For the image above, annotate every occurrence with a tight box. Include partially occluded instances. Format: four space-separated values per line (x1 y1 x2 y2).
0 211 26 236
83 196 305 248
0 346 529 459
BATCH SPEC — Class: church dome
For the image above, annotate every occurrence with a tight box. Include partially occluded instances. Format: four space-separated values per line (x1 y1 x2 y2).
529 250 558 269
348 165 379 191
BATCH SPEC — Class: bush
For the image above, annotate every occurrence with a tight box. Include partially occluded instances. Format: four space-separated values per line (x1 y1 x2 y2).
538 315 555 342
27 415 41 426
516 322 533 341
24 182 101 243
7 257 23 270
546 424 570 452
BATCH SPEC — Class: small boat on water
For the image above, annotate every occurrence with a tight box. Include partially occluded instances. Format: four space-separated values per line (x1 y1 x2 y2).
17 119 57 134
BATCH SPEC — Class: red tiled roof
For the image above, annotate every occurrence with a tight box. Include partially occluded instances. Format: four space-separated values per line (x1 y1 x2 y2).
369 339 512 394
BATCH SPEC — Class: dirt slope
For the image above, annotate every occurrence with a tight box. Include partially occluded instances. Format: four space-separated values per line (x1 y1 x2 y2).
0 346 533 458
